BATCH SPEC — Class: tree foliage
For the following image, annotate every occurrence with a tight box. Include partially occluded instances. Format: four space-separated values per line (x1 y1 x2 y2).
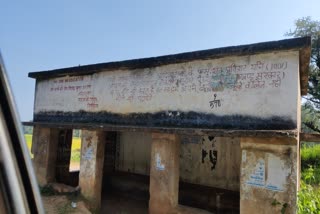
23 125 33 135
286 17 320 133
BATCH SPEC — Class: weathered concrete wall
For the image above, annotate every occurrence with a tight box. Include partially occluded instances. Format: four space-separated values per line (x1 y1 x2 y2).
180 136 240 191
240 137 298 214
116 132 151 175
34 51 299 130
149 133 180 214
116 132 240 191
32 126 59 186
79 130 106 210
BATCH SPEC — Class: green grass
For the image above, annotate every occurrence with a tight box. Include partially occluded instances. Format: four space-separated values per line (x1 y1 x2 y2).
70 137 81 162
301 143 320 170
299 144 320 213
25 134 33 150
24 134 33 158
298 181 320 214
71 137 81 151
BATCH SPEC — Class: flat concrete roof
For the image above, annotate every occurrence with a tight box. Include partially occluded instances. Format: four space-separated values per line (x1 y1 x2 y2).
29 37 311 95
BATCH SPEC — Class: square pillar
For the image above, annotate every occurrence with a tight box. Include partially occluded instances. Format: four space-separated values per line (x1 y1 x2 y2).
149 133 180 214
240 137 298 214
79 130 106 211
32 125 59 186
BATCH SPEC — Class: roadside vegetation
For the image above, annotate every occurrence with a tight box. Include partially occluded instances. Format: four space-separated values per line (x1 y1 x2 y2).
286 16 320 213
25 134 33 158
70 137 81 163
299 143 320 213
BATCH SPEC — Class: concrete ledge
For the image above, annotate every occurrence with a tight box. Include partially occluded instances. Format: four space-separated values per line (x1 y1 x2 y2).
300 132 320 142
22 121 298 138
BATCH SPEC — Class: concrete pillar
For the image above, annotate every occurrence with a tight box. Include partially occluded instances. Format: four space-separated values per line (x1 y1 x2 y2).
32 126 59 186
149 133 180 214
55 129 72 183
240 137 298 214
79 130 106 211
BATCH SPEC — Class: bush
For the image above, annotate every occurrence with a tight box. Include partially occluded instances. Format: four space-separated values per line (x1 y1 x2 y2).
299 145 320 213
298 181 320 213
301 143 320 170
301 165 320 185
70 149 81 162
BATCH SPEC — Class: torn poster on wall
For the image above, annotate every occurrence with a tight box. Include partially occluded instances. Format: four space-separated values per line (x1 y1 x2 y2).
244 151 290 192
246 158 265 187
83 146 94 160
265 154 291 192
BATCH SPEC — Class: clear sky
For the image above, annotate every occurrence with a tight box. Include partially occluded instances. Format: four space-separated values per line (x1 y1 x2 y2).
1 0 320 121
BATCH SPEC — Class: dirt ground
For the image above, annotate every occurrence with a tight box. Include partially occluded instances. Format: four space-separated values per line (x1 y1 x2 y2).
101 193 148 214
42 195 91 214
42 193 149 214
42 194 218 214
69 162 80 171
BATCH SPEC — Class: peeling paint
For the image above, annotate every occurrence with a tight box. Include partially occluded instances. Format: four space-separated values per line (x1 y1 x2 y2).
240 140 298 214
209 150 218 170
246 158 265 188
265 154 290 192
156 153 165 171
83 146 94 160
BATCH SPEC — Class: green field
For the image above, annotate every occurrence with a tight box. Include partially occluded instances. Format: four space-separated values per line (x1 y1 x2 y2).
70 137 81 162
25 134 33 152
24 134 81 162
298 143 320 213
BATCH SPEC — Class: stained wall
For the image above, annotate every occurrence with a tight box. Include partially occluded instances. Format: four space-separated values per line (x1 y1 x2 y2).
240 138 298 213
33 51 299 130
116 132 240 191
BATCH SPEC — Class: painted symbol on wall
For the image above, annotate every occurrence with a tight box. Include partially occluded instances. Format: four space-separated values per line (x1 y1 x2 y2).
83 136 94 160
83 146 94 160
202 149 208 163
201 136 218 170
209 94 221 109
209 150 218 170
156 153 165 171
